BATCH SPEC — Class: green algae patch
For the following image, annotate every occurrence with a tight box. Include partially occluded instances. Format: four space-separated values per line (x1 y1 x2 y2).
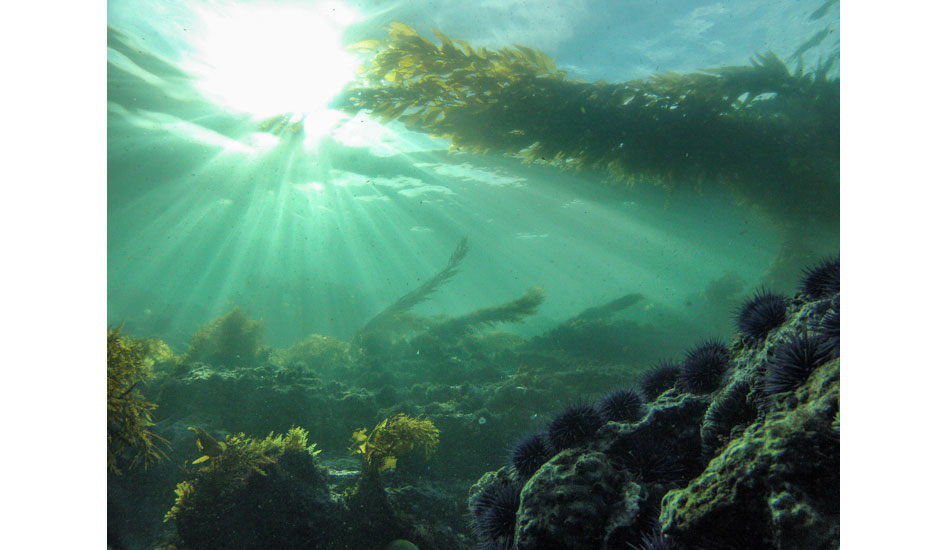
660 359 839 549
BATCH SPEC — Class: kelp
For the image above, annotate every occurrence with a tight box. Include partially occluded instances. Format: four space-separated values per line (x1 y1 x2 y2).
571 292 643 322
790 26 835 61
354 237 468 355
406 287 544 363
275 332 356 372
350 413 440 473
107 326 169 474
426 286 544 341
809 0 839 21
523 293 663 366
163 426 321 523
181 307 267 368
343 23 839 233
352 238 544 361
344 412 439 548
358 237 468 336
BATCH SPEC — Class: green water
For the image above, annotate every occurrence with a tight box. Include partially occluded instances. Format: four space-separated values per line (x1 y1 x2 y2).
107 1 839 548
107 2 838 351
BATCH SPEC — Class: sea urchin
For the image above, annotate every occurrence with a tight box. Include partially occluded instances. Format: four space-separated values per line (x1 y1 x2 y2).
765 331 835 396
597 388 644 423
736 289 788 341
510 433 554 479
678 340 731 394
801 256 840 299
547 404 605 452
701 381 757 458
820 297 840 356
630 529 682 550
473 481 523 549
612 433 684 484
640 360 680 401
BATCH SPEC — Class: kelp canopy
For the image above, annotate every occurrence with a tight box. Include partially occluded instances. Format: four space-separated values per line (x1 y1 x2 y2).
342 22 839 232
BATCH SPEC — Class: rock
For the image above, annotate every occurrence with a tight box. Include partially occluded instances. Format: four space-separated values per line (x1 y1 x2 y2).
514 448 646 550
602 390 712 485
175 451 343 550
659 359 839 549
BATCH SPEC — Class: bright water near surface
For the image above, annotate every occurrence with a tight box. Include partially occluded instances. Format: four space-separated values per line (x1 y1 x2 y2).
108 0 838 349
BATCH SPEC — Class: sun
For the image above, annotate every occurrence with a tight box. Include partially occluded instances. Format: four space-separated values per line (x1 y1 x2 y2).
183 1 360 134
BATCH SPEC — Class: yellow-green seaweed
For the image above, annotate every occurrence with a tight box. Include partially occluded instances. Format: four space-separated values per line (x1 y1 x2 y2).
107 326 169 475
344 23 840 289
180 307 267 368
163 425 320 523
350 413 440 473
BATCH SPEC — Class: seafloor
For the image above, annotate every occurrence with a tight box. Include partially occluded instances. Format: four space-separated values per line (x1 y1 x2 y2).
107 256 838 550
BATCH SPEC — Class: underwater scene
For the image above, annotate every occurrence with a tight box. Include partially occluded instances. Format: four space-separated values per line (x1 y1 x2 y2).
107 0 840 548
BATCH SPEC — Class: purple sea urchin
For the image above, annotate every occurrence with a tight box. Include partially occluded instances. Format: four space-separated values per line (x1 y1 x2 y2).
630 529 682 550
547 404 605 452
765 331 835 396
597 388 644 423
701 381 757 459
612 434 684 484
820 298 840 356
510 433 554 479
473 481 523 549
678 340 730 394
736 289 787 341
801 256 840 299
640 360 680 401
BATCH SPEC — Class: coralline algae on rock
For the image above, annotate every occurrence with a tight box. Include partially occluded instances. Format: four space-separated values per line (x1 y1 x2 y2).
660 359 839 550
514 449 646 550
468 282 840 550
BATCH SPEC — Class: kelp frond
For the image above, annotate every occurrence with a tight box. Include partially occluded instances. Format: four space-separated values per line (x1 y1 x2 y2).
572 292 644 322
350 413 440 472
107 326 168 475
356 237 469 339
163 426 321 524
270 425 322 457
428 286 545 340
343 23 839 229
809 0 839 21
163 481 194 523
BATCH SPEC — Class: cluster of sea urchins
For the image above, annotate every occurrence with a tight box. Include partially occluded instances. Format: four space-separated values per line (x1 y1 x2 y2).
484 396 645 548
492 391 650 548
480 255 841 548
762 256 840 397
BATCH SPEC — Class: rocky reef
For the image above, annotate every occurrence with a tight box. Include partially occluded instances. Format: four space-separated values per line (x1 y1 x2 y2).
108 257 839 550
468 260 840 550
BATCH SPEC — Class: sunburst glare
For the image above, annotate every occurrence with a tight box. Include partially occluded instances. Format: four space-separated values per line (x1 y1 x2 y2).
182 0 359 134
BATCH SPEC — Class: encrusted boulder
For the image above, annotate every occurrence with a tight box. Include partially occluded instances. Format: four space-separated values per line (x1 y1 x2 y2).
602 390 712 485
660 359 839 549
514 448 646 550
174 451 342 550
